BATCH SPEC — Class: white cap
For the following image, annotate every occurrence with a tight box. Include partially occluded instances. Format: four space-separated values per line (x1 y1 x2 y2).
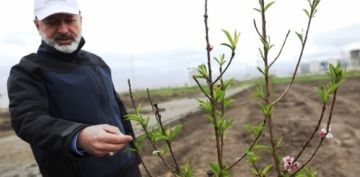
34 0 80 21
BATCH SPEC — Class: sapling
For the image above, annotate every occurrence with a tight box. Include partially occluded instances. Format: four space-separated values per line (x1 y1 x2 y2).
125 0 344 176
193 0 344 177
126 79 192 177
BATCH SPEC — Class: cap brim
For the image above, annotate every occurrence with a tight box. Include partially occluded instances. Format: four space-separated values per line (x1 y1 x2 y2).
36 5 79 21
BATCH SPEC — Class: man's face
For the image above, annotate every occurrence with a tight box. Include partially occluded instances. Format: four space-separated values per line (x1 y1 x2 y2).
34 13 82 53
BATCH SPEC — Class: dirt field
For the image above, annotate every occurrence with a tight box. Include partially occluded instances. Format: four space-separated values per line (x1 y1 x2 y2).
139 77 360 177
0 77 359 177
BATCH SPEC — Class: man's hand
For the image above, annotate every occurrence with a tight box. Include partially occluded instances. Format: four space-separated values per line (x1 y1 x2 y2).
77 124 133 157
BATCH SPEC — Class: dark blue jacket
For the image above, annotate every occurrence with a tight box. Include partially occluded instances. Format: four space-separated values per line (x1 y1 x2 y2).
7 38 140 177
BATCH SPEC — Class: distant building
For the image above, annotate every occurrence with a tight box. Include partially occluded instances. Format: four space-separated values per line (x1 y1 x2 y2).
350 49 360 67
300 58 349 74
300 48 360 74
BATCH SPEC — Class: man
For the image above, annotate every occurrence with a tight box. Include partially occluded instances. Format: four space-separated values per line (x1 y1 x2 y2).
7 0 141 176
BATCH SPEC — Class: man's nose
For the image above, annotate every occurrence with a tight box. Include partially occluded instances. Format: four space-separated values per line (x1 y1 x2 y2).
57 21 69 34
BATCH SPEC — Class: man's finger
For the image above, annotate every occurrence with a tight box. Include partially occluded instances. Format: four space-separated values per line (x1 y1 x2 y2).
102 124 122 135
103 133 133 144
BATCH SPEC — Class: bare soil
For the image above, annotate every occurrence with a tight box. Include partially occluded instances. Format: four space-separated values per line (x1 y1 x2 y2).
140 77 360 177
0 77 359 177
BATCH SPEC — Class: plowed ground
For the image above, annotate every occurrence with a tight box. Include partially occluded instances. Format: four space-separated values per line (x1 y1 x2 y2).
140 77 360 177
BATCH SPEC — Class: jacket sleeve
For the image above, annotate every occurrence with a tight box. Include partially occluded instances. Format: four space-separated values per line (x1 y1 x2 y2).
7 59 88 156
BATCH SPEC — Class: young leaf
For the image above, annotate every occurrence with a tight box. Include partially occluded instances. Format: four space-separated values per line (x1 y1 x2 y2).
197 64 208 78
261 164 273 176
217 117 233 135
303 9 310 17
253 8 262 13
264 1 275 11
259 104 273 118
177 161 194 177
168 124 183 141
257 66 266 76
223 98 234 108
214 54 226 66
253 84 265 98
295 31 304 44
197 99 212 113
314 85 329 104
151 131 168 142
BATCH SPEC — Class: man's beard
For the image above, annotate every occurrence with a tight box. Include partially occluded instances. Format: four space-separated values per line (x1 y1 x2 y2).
40 31 82 54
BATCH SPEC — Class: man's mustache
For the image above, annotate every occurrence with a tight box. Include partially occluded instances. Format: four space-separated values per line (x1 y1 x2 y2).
54 33 75 41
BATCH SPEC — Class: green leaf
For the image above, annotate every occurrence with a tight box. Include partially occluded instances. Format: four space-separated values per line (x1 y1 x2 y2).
261 164 273 176
154 145 169 156
253 8 261 13
177 161 194 177
276 136 284 148
295 31 304 43
124 113 140 122
233 30 240 47
297 166 318 177
217 117 233 135
314 85 329 104
257 66 266 76
264 1 275 11
197 64 208 78
151 131 168 142
220 43 233 49
328 63 344 84
223 98 234 108
133 134 146 150
221 29 240 51
208 162 230 177
209 162 221 174
168 124 183 141
252 143 271 152
259 104 273 118
243 122 265 137
222 29 234 48
214 86 225 102
197 99 213 113
214 54 226 66
223 79 234 90
257 48 265 60
246 149 260 163
303 9 310 17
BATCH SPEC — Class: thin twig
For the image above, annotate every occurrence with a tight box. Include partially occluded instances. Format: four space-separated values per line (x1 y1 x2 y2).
145 89 180 175
291 89 338 177
271 5 316 106
268 30 291 68
213 51 236 84
128 79 175 176
253 19 265 42
228 120 266 169
154 103 181 173
193 76 211 100
204 0 224 170
294 104 327 162
127 79 153 177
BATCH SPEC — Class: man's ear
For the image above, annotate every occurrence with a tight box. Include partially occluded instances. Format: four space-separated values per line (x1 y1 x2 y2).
34 19 40 31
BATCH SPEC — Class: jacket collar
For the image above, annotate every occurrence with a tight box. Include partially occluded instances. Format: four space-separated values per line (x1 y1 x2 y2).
37 37 86 62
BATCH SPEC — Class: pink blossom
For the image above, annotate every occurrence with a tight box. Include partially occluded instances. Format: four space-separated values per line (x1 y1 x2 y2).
283 156 301 173
319 127 333 139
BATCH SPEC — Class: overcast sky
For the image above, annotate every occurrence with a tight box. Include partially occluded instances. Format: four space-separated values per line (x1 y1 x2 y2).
1 0 360 107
